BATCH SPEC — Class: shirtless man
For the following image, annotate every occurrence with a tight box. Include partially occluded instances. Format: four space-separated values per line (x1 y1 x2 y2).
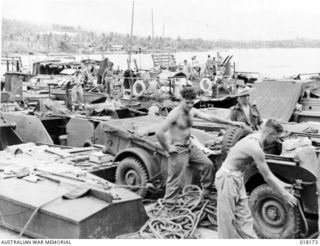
156 86 244 205
215 118 298 238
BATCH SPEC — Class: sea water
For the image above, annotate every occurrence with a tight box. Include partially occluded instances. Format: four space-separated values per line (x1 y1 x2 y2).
3 48 320 79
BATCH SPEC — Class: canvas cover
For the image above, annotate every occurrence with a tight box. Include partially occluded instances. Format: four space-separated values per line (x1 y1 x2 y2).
251 80 303 122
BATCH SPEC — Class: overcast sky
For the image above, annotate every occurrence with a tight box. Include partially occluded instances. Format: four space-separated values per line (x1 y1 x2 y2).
2 0 320 40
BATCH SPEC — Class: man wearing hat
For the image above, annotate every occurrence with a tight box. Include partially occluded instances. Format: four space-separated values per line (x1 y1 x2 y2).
230 87 263 131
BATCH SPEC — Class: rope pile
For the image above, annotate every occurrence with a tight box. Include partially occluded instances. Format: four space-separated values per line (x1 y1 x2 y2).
117 185 217 239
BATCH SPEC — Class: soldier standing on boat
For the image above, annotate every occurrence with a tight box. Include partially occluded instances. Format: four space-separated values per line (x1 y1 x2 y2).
212 57 217 76
230 88 263 131
147 78 161 96
71 70 84 110
191 56 201 78
205 55 214 77
103 62 114 96
81 64 94 87
182 59 191 77
156 86 245 207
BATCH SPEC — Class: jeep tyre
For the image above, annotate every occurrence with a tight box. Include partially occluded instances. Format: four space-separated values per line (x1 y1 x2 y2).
249 184 301 238
216 126 252 168
115 157 149 198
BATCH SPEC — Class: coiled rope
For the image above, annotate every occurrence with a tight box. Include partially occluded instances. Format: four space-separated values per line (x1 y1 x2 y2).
117 185 217 239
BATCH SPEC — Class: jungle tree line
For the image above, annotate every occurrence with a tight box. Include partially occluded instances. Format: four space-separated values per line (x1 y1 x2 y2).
3 19 320 54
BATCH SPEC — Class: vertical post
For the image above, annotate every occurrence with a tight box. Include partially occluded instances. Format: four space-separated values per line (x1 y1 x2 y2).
127 0 135 100
139 48 141 69
128 0 134 70
233 62 236 95
152 9 156 56
0 79 2 120
162 23 164 38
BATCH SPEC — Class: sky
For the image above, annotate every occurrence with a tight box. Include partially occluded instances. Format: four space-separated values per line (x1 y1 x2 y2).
2 0 320 40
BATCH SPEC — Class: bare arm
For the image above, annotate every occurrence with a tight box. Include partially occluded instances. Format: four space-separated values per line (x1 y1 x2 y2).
250 144 297 206
156 108 178 152
193 108 245 127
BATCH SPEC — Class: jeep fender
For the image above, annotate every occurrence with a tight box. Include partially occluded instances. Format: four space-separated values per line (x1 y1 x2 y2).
113 147 163 181
245 162 318 215
245 162 317 187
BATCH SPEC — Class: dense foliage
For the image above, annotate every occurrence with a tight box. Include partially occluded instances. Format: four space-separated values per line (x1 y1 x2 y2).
3 18 320 54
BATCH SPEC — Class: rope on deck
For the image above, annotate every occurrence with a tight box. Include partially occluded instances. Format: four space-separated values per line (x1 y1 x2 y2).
117 185 217 239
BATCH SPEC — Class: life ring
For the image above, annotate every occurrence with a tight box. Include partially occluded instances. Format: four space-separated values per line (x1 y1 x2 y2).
132 80 146 97
200 78 212 92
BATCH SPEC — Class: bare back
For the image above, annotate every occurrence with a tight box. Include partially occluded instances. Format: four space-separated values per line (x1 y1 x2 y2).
222 133 264 171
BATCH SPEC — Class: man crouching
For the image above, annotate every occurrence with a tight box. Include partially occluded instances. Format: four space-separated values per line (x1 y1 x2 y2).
215 118 298 238
156 86 244 207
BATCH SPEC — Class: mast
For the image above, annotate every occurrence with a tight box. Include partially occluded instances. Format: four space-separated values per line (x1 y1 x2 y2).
152 9 156 55
162 23 164 39
127 0 135 101
127 0 134 70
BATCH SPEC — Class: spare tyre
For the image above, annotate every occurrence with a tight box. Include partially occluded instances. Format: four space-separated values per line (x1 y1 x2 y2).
222 126 253 152
214 126 252 169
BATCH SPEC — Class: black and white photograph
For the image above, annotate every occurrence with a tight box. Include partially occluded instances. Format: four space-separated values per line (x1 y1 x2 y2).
1 0 320 242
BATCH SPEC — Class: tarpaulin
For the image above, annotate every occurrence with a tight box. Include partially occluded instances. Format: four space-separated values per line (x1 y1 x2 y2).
251 80 303 122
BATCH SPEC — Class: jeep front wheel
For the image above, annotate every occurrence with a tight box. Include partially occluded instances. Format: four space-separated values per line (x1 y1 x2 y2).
249 184 301 238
